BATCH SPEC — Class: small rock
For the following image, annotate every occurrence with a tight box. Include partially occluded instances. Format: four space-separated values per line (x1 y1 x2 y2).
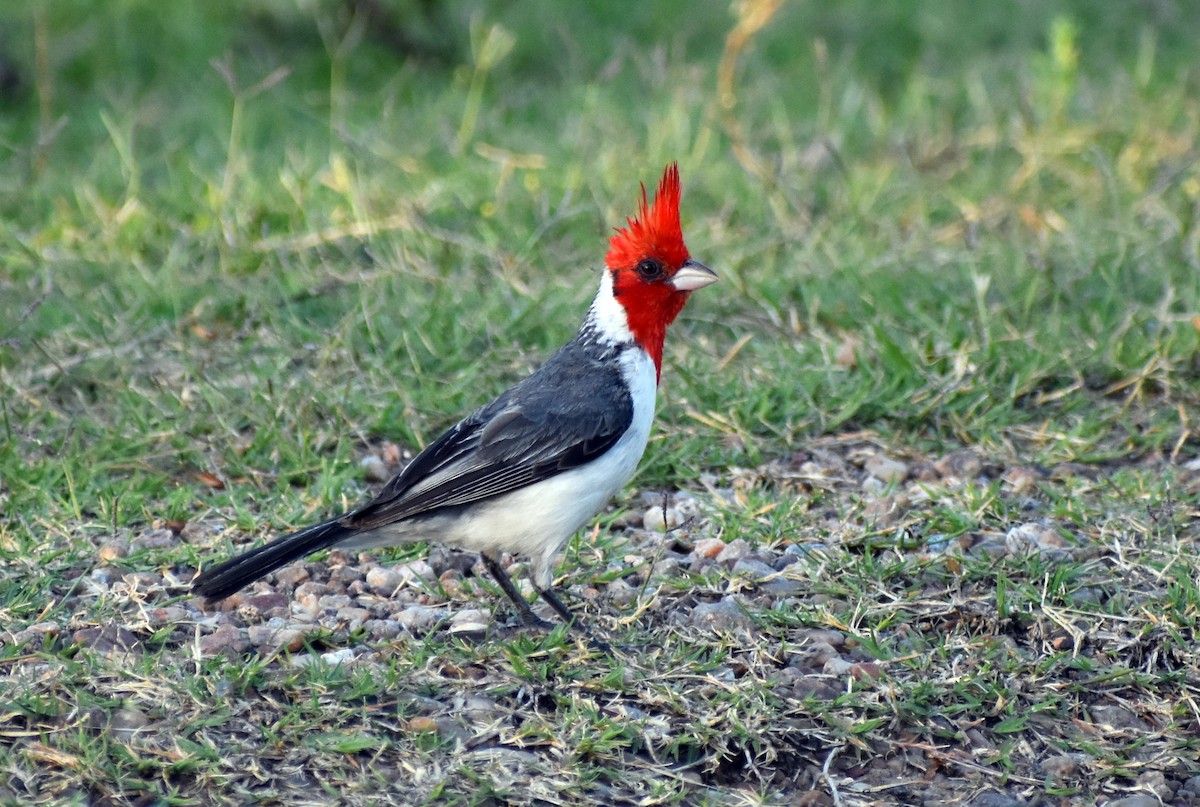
692 538 725 559
98 542 129 563
1104 797 1162 807
365 619 402 640
935 450 983 480
641 505 677 533
73 626 141 656
449 609 489 632
861 476 886 495
732 558 775 582
795 789 834 807
969 538 1008 559
789 676 842 701
848 662 882 680
861 494 907 528
396 605 443 631
407 716 439 733
1038 753 1082 781
1005 521 1070 555
360 455 389 482
366 566 406 595
135 528 178 549
337 607 372 630
1135 770 1173 800
200 624 249 656
239 593 289 617
761 577 803 597
109 707 151 738
804 629 846 647
7 621 61 647
317 594 351 611
295 580 330 600
823 657 854 676
147 607 188 627
716 539 750 565
274 566 311 587
330 565 364 587
967 792 1025 807
321 647 356 665
1089 703 1144 731
865 454 909 484
1002 466 1041 496
691 598 754 633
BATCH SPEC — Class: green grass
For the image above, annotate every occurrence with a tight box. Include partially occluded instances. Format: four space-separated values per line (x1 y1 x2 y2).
2 0 1200 804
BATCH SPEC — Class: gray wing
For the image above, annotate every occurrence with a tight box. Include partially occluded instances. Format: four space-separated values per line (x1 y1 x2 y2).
344 339 634 531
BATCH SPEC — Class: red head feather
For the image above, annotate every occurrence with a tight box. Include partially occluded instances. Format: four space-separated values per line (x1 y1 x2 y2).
605 163 690 270
601 163 700 381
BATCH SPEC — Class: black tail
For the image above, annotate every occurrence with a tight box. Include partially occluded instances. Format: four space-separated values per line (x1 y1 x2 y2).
192 516 353 603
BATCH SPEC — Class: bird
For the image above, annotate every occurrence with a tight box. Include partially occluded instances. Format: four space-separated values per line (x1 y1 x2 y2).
192 163 717 635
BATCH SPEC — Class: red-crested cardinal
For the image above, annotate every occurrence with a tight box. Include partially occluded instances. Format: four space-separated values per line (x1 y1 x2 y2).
192 163 717 632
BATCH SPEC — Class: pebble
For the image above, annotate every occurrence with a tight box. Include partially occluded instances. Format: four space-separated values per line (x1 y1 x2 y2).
449 609 489 634
1089 703 1144 731
861 494 907 528
366 566 406 595
147 607 189 627
716 539 750 565
692 538 726 559
135 528 178 549
732 558 775 582
691 597 754 633
1002 466 1040 495
274 566 311 587
364 619 402 640
761 577 803 597
318 594 352 611
1180 775 1200 799
200 623 249 656
98 542 129 563
290 646 357 667
1005 521 1070 555
336 607 372 630
823 657 855 676
109 707 151 738
360 455 389 482
865 454 909 484
1038 753 1082 781
935 450 983 480
1104 797 1163 807
6 621 61 647
861 476 886 495
967 793 1025 807
396 604 443 631
1136 770 1173 800
73 626 141 655
239 593 289 618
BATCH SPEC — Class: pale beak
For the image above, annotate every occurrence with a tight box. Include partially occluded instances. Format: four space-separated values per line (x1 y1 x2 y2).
670 259 719 291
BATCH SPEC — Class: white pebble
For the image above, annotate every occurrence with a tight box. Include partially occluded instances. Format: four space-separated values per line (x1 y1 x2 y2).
865 454 909 484
360 455 389 482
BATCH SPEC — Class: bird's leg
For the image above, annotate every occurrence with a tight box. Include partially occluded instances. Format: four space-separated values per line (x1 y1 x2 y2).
531 581 611 653
480 552 553 629
479 553 610 651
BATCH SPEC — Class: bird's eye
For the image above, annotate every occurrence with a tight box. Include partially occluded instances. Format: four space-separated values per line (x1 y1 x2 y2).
635 259 665 280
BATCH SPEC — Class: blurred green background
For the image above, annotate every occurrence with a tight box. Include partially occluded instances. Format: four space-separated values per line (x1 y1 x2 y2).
1 0 1198 526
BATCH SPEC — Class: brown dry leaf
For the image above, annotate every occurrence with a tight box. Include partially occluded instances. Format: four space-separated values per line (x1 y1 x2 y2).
195 471 226 490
